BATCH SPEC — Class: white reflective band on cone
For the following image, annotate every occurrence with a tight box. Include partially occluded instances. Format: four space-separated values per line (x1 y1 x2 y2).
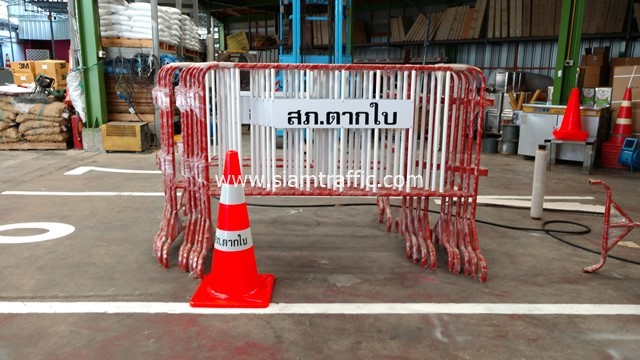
214 228 253 252
220 184 246 205
622 100 632 107
616 118 633 125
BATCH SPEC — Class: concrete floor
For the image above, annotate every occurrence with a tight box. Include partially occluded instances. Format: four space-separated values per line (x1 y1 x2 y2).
0 148 639 359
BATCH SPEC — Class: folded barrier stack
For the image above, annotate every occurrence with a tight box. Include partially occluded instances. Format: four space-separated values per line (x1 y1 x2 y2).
153 62 491 282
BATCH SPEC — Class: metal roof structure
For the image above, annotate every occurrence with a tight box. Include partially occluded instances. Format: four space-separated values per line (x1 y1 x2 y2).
26 0 67 14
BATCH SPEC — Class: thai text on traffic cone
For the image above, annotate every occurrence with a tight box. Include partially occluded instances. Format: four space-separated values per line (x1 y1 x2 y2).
553 88 588 141
190 150 274 308
608 87 634 146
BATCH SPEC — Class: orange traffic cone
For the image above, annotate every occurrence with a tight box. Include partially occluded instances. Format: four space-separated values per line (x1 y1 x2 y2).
190 150 274 308
553 88 588 141
608 87 634 145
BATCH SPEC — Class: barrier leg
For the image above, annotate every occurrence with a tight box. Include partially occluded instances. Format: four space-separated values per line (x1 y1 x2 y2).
414 197 429 267
434 197 460 273
421 196 437 269
406 197 420 263
377 196 385 224
395 196 406 234
384 197 393 232
455 196 474 277
377 196 393 233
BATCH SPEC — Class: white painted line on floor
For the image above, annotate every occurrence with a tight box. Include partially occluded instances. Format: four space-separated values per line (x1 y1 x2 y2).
435 197 604 213
64 166 161 175
0 222 75 244
1 191 164 197
0 192 606 213
0 302 639 315
478 196 594 200
479 199 604 213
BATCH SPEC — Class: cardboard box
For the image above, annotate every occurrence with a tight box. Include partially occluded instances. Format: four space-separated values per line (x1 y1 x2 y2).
580 87 595 106
595 87 612 108
611 66 640 133
226 32 250 51
581 54 607 66
609 57 640 85
10 61 36 75
579 66 607 87
609 57 640 68
35 60 68 86
582 47 610 66
13 72 35 85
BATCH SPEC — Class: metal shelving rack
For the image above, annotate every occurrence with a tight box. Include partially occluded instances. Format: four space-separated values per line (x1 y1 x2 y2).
278 0 352 64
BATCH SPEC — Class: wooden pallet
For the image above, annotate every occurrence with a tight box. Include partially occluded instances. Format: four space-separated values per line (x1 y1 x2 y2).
160 42 177 53
184 49 201 58
0 141 68 150
104 74 156 115
107 103 156 114
108 113 155 123
101 37 177 53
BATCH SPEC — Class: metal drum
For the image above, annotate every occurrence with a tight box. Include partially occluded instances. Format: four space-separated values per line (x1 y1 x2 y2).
500 124 520 155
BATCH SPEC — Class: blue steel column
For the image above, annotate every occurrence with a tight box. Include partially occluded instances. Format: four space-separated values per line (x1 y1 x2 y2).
76 0 107 128
334 0 342 63
292 0 301 63
552 0 585 104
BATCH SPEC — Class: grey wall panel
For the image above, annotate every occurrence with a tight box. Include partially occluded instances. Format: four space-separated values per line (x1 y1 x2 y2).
455 42 555 78
517 41 557 77
580 38 640 58
19 18 70 40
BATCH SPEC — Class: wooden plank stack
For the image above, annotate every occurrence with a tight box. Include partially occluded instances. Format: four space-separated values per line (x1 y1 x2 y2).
101 38 177 53
582 0 627 35
299 15 347 46
390 17 413 42
401 0 489 42
484 0 627 39
105 75 156 123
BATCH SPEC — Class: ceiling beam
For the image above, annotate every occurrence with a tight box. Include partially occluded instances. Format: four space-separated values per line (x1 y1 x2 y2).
209 0 279 11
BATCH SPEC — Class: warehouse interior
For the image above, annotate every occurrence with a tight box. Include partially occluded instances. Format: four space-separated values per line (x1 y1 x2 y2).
0 0 639 358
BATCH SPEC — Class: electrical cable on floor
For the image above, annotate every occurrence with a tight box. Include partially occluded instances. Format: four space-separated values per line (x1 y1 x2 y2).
212 197 639 266
541 220 640 266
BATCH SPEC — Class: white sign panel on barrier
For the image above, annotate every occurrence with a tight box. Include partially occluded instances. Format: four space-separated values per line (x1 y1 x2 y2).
251 98 415 129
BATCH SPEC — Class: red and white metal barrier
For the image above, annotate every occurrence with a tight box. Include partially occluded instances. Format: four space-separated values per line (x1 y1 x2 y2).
152 62 191 268
584 179 640 273
153 62 490 282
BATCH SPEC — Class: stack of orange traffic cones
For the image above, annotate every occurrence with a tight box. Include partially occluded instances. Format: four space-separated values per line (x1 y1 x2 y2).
600 87 635 169
190 150 274 308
